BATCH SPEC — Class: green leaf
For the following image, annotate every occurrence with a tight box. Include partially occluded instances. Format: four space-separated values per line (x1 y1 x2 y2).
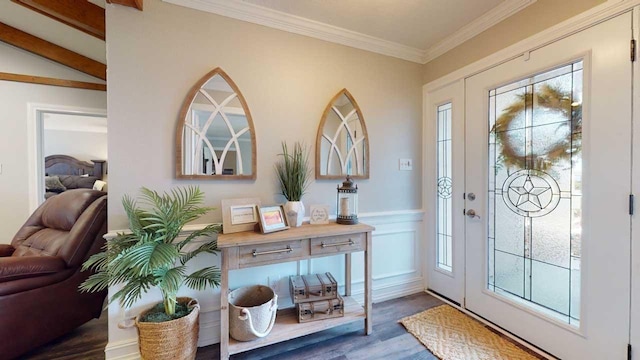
78 270 110 293
153 266 186 295
184 266 221 291
275 141 311 201
81 251 107 272
111 275 156 309
179 238 219 265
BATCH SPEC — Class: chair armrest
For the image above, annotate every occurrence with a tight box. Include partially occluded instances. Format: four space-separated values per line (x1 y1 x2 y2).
0 244 15 257
0 256 66 282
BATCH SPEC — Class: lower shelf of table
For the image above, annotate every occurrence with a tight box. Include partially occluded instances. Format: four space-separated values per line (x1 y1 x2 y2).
228 296 366 355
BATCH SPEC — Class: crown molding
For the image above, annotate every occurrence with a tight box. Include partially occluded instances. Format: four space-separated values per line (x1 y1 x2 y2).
163 0 425 63
422 0 537 63
163 0 535 64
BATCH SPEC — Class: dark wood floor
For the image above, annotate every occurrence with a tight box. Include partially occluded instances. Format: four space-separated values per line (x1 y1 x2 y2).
19 292 544 360
21 310 109 360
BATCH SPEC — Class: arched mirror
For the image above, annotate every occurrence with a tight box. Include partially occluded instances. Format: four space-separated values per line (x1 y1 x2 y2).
176 68 256 179
316 89 369 179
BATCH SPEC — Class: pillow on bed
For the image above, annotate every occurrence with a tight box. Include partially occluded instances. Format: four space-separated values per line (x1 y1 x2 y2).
58 175 99 189
93 180 107 191
45 176 67 193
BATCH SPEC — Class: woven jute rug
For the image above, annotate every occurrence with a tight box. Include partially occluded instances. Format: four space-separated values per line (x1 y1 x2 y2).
400 305 539 360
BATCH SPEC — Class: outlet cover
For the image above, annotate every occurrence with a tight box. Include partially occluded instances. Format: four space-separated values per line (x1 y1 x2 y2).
399 158 413 171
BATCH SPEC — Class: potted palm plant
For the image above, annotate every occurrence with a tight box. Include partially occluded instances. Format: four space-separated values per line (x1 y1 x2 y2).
275 141 312 227
79 186 221 360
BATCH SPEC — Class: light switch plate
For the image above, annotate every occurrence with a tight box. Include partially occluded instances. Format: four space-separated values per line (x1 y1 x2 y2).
399 159 413 171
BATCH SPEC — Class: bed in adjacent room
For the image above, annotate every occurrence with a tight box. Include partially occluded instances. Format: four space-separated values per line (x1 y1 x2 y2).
44 155 107 199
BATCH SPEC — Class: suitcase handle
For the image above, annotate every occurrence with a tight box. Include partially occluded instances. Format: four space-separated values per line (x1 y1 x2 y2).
321 239 355 248
253 246 292 257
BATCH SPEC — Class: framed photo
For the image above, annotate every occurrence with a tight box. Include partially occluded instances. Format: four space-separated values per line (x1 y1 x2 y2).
309 205 330 225
257 205 290 234
221 198 261 234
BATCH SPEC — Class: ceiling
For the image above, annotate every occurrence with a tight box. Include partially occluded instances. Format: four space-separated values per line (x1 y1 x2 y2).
242 0 504 50
0 1 106 63
165 0 537 63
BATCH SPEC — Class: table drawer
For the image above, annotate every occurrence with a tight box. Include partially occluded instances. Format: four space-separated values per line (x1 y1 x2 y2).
310 233 365 255
239 239 309 267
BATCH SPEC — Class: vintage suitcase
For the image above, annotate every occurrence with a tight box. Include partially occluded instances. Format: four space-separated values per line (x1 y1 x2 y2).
289 272 338 303
297 294 344 323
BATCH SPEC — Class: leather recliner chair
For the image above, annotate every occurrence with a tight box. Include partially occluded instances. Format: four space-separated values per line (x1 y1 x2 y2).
0 189 108 359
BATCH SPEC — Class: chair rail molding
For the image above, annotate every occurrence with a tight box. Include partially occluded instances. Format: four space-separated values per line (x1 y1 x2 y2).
161 0 535 64
104 209 424 360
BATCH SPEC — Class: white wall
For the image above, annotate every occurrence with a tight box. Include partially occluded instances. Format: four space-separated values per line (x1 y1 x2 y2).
105 0 424 357
44 129 108 162
0 42 106 242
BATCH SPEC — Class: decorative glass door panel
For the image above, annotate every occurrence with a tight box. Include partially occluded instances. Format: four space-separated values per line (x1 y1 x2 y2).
488 61 582 325
437 103 453 272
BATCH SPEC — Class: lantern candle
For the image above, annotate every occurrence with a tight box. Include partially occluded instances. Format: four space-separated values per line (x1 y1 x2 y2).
340 197 350 216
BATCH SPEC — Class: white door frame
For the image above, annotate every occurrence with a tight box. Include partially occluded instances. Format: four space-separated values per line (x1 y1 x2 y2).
27 103 107 212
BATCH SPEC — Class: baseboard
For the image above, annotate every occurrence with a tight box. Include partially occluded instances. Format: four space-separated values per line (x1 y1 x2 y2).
104 338 139 360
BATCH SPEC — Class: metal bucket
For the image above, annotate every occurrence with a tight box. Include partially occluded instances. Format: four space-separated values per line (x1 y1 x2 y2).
228 285 278 342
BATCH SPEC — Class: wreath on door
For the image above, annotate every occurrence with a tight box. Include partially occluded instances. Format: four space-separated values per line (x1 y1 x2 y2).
492 84 581 170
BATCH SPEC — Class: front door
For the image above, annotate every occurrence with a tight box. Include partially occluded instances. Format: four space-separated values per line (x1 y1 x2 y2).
465 12 632 359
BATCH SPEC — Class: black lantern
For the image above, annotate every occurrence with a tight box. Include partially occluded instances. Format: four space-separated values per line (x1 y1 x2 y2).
336 176 358 225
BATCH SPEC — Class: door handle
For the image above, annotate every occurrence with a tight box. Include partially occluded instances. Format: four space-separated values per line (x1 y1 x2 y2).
466 209 480 219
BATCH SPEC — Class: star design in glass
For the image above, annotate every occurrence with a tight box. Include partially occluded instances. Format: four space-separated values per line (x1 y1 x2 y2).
437 177 452 199
509 176 551 210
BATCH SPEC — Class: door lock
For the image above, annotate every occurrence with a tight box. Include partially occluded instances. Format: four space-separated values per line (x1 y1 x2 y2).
466 209 480 219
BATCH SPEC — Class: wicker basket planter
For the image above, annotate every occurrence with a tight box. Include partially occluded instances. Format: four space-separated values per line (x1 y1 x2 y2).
135 297 200 360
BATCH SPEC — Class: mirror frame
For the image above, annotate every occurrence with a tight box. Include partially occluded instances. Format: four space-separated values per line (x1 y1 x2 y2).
175 67 257 180
315 88 370 180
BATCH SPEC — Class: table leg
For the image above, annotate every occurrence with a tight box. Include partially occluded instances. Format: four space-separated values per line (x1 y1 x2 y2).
345 253 352 296
364 231 372 335
220 248 230 360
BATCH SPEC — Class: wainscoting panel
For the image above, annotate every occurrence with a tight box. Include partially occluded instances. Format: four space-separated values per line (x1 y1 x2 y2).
105 210 424 359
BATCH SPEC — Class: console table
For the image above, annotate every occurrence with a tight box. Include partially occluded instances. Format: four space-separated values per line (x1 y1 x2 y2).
217 222 375 359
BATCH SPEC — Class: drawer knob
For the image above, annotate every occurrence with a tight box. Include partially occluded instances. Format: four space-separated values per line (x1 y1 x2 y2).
321 239 355 248
252 245 293 257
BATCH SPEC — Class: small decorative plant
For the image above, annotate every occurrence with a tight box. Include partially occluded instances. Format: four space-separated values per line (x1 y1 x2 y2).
79 186 221 322
275 141 312 202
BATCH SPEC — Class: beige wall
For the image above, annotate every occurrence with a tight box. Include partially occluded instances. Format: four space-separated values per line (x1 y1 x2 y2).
106 0 423 230
44 129 108 162
423 0 606 84
106 0 423 349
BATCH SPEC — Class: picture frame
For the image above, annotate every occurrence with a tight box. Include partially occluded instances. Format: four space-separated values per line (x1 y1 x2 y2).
221 198 261 234
257 205 290 234
309 204 330 225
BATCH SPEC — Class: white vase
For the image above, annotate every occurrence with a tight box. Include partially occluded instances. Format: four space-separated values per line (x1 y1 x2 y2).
283 201 305 227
